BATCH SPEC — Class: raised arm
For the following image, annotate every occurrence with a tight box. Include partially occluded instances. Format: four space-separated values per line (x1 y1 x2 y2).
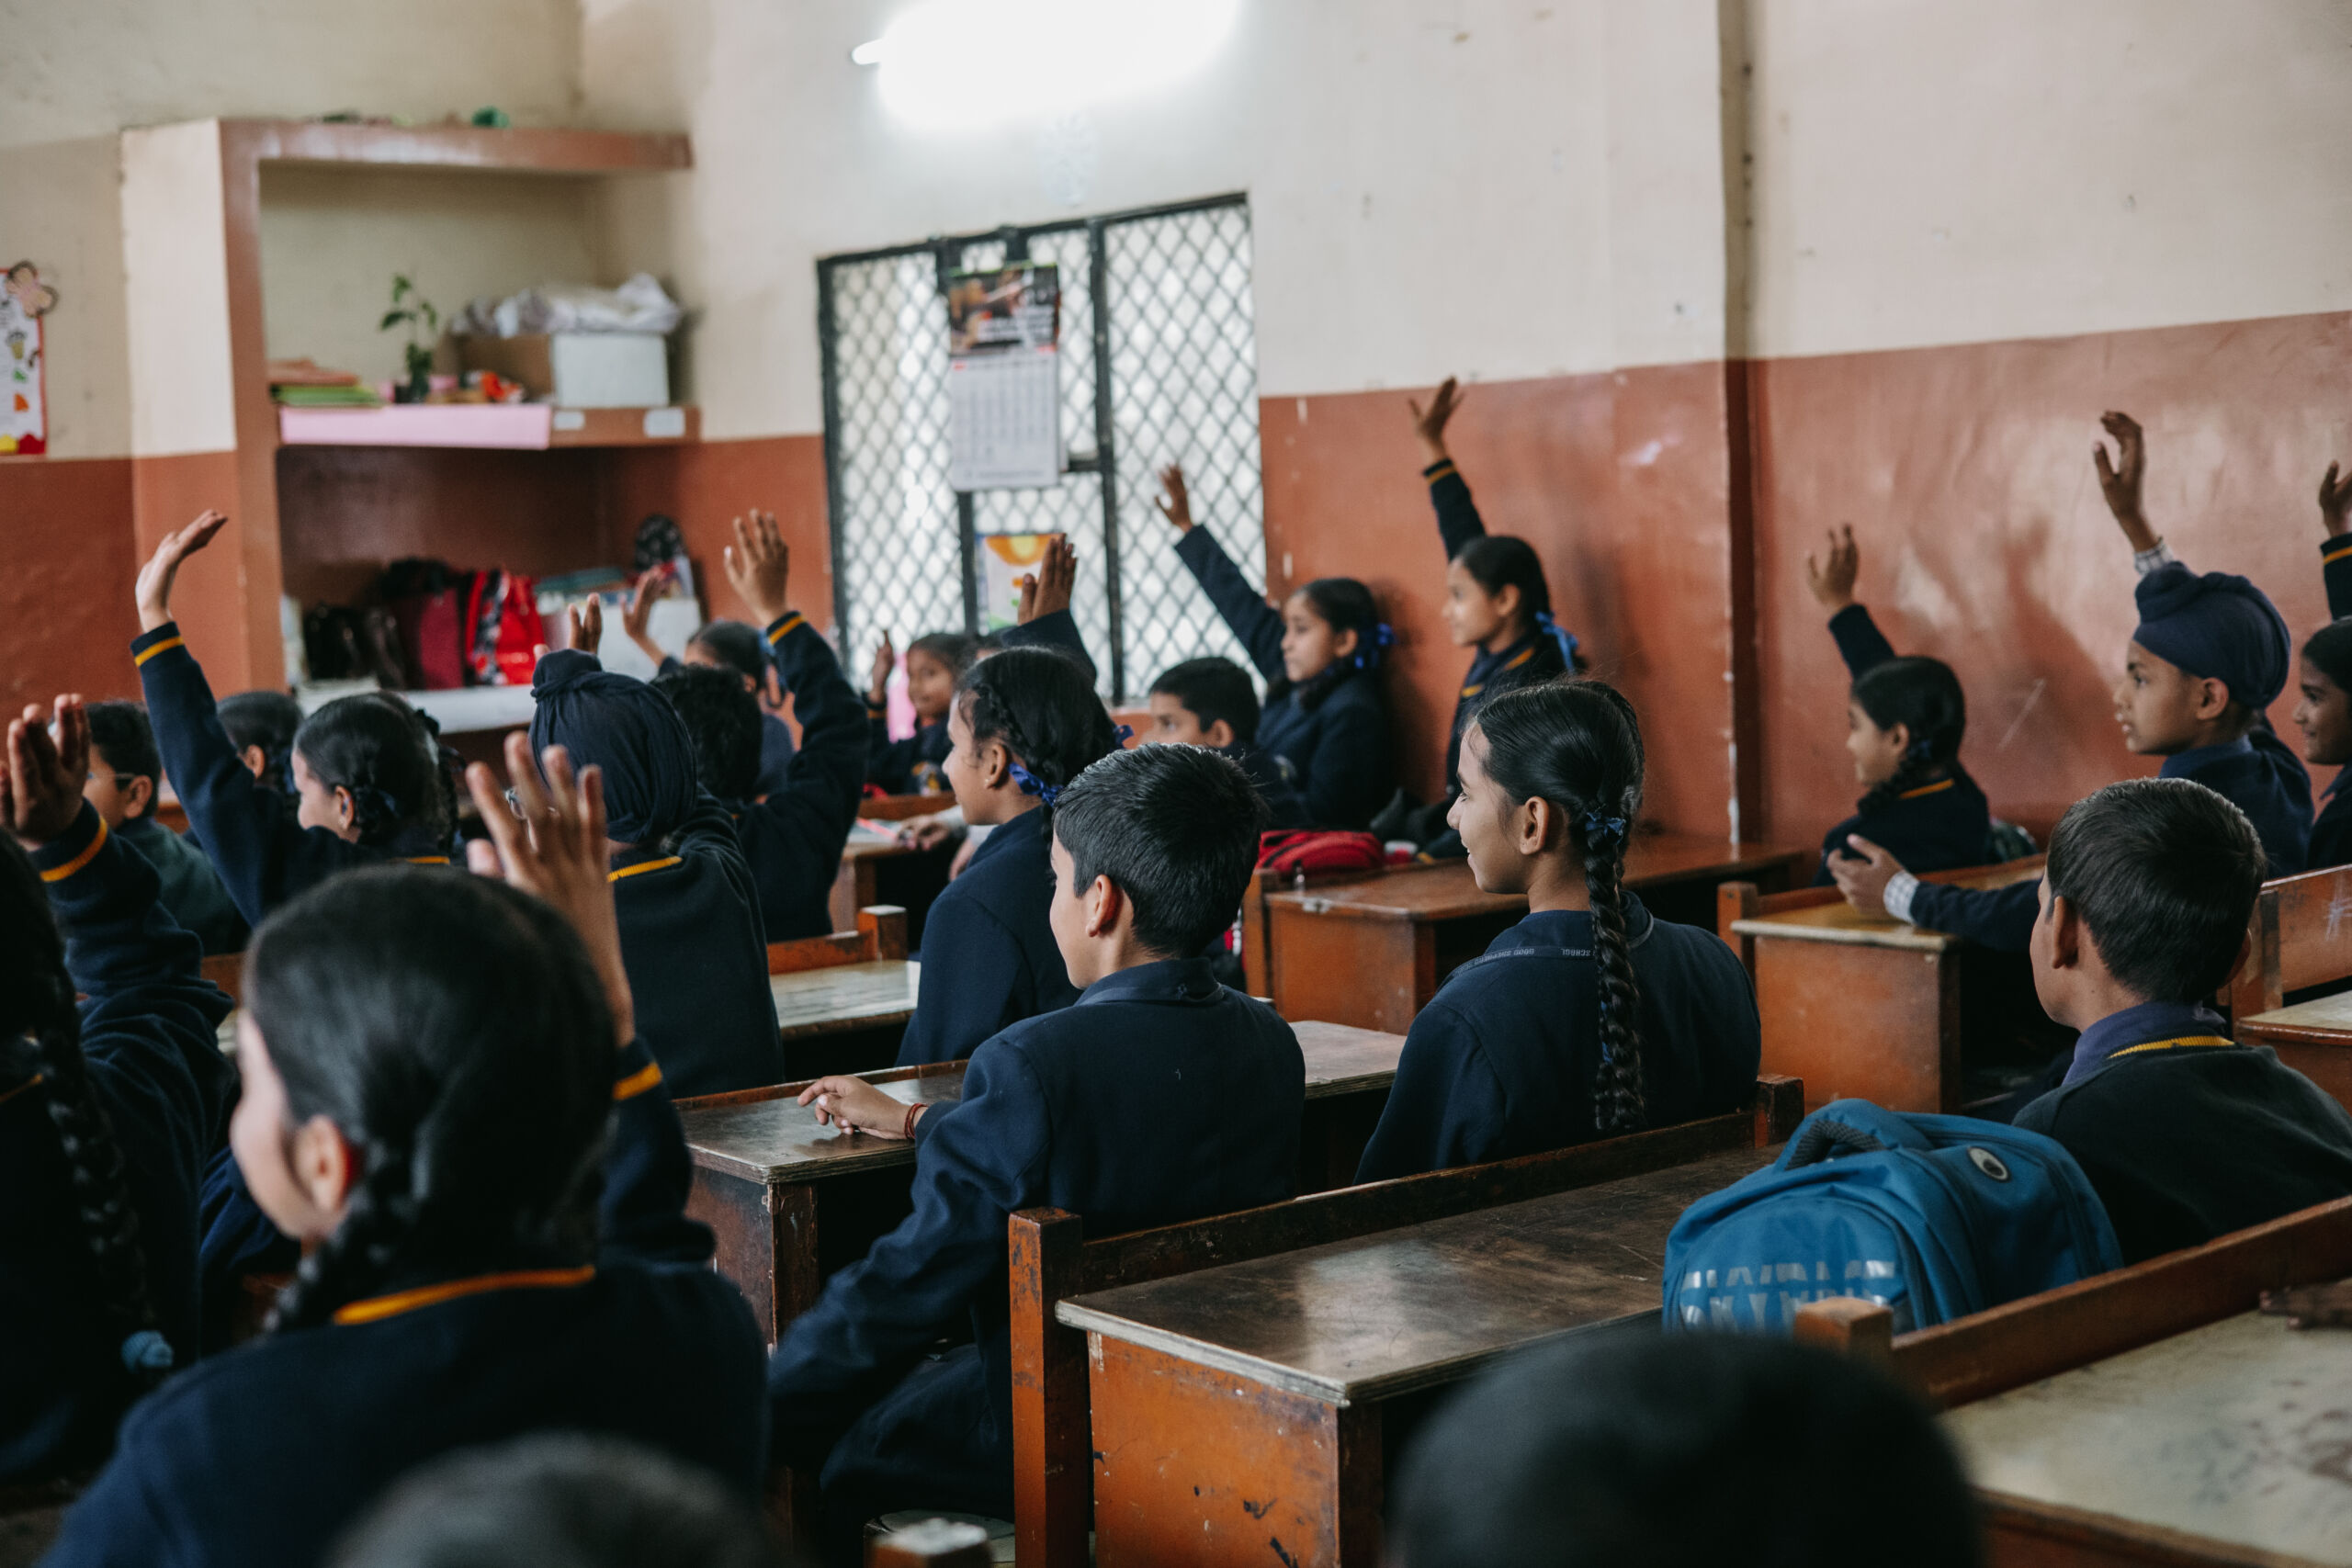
1409 378 1488 559
2095 412 2171 567
1161 465 1287 682
1804 525 1899 676
1001 533 1098 680
2319 462 2352 621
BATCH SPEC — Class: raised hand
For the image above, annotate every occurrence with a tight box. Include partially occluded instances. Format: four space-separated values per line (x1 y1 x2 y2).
568 596 605 657
134 510 229 634
2321 463 2352 539
0 696 93 849
2093 412 2157 552
1018 534 1077 624
1155 465 1194 536
621 566 666 656
867 633 898 706
1804 525 1860 613
724 509 792 626
1408 376 1464 463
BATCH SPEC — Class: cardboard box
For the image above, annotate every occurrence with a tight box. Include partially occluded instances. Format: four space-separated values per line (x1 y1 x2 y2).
457 333 670 409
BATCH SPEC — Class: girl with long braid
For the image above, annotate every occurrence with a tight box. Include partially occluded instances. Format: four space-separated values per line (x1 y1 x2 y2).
893 647 1124 1065
1 695 233 1481
1355 680 1759 1179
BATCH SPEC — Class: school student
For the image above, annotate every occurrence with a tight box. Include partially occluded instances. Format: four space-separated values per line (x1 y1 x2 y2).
2292 618 2352 872
865 630 978 796
83 700 248 954
1143 656 1307 829
131 513 458 928
1 698 232 1483
216 689 303 793
1801 525 1991 884
1356 682 1758 1181
621 581 797 798
766 743 1302 1545
891 647 1122 1066
2013 778 2352 1264
650 608 867 945
1158 463 1395 831
41 743 766 1568
1389 1334 1984 1568
530 513 796 1099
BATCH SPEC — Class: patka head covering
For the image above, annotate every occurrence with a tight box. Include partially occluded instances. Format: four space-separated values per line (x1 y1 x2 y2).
528 650 700 845
2132 561 2291 711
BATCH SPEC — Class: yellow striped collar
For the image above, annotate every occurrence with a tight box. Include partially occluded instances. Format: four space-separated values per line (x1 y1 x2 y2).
1462 643 1540 700
132 636 185 668
40 817 108 883
1896 777 1957 800
608 854 683 884
333 1265 596 1326
402 855 451 866
2109 1034 2236 1061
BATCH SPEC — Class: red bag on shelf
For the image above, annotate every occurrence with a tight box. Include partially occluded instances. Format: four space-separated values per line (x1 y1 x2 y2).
380 558 469 690
464 570 548 688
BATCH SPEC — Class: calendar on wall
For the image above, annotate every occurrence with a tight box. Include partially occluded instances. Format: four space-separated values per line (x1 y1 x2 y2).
945 263 1059 491
0 262 53 456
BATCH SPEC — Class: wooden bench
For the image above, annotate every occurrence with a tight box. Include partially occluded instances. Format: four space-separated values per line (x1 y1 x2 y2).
1794 1195 2352 1567
2226 861 2352 1020
2235 993 2352 1114
830 832 955 946
766 907 919 1077
680 1021 1414 1348
1719 857 2065 1113
1242 833 1810 1033
1022 1077 1806 1568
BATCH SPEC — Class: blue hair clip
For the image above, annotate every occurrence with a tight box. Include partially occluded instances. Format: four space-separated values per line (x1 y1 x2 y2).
1579 810 1628 849
1535 610 1580 671
1114 724 1135 744
1351 622 1397 671
352 785 401 824
120 1329 175 1373
1008 761 1060 807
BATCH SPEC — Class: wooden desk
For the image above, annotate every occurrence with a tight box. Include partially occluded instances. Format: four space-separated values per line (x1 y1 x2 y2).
830 833 955 946
2237 991 2352 1113
769 959 919 1078
1252 833 1809 1034
1729 860 2059 1113
682 1021 1408 1346
1059 1143 1774 1568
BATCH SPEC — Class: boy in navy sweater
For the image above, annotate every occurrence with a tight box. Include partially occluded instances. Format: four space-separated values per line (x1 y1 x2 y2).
2013 778 2352 1263
767 743 1302 1551
82 699 248 954
1142 656 1307 829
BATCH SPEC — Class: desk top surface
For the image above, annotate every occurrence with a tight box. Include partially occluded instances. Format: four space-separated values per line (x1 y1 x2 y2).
769 960 921 1038
1264 834 1809 921
1731 860 2044 951
2244 990 2352 1041
1943 1309 2352 1562
1057 1143 1773 1404
684 1019 1406 1185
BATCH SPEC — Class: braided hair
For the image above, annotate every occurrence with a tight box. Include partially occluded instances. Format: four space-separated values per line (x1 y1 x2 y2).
0 837 172 1385
293 693 452 850
955 648 1122 809
1272 577 1389 713
1473 680 1649 1133
1850 657 1967 815
251 869 614 1332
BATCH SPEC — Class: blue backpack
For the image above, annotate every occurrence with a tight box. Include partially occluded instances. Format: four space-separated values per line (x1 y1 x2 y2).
1661 1100 2122 1334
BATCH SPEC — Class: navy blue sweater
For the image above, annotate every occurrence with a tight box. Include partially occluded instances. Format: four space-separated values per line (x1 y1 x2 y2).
1813 605 1994 885
869 717 951 796
724 614 868 943
1356 898 1759 1181
894 806 1076 1066
2312 775 2352 874
1425 458 1572 792
1 806 232 1483
132 623 451 927
43 1038 760 1568
1174 526 1393 831
114 816 247 956
769 957 1303 1519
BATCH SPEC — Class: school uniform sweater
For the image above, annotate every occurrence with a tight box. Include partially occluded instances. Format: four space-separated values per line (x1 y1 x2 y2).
114 814 248 956
769 957 1304 1525
1356 897 1760 1182
1425 459 1573 792
2015 1000 2352 1265
893 806 1076 1066
869 716 951 796
1 806 232 1483
999 607 1098 682
1230 741 1309 831
2311 774 2352 873
656 653 797 798
1173 526 1394 831
723 614 869 944
131 622 452 928
42 1042 761 1568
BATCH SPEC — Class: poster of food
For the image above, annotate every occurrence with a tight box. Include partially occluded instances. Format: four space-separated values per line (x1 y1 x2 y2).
977 532 1057 632
0 262 52 456
946 264 1060 491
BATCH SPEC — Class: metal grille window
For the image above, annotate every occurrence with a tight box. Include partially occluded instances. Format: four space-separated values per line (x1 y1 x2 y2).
819 194 1262 701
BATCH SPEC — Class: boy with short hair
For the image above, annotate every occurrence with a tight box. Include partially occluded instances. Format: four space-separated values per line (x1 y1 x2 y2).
83 699 247 954
766 742 1302 1548
1143 655 1307 829
2016 777 2352 1263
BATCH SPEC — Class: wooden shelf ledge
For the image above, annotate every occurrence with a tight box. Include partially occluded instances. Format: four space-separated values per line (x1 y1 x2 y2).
223 119 690 175
277 404 698 450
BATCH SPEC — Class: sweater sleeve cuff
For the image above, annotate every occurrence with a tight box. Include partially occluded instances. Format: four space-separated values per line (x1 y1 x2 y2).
1884 871 1921 925
763 612 811 649
1422 457 1461 486
28 804 109 884
2132 538 2180 576
612 1037 665 1103
130 622 187 668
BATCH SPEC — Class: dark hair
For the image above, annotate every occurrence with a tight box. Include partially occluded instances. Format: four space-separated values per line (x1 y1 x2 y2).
220 690 304 792
1148 657 1261 747
1452 535 1587 671
0 836 170 1386
294 694 452 850
907 631 980 682
1390 1334 1982 1568
684 621 769 688
330 1433 787 1568
1470 679 1648 1131
1052 745 1267 957
85 701 163 805
1275 577 1387 712
2304 619 2352 695
955 648 1122 808
1851 656 1969 814
652 665 763 802
250 870 615 1332
2043 777 2266 1003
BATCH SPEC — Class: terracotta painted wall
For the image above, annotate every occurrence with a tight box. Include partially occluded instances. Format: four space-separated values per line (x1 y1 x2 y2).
602 434 831 629
0 457 141 707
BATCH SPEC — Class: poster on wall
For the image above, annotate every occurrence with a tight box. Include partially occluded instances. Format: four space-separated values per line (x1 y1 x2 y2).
0 262 53 456
946 263 1061 491
976 532 1058 633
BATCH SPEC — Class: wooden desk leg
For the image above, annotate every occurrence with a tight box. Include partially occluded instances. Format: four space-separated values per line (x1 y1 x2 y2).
1753 942 1958 1113
688 1173 821 1350
1269 912 1425 1033
1089 1335 1383 1568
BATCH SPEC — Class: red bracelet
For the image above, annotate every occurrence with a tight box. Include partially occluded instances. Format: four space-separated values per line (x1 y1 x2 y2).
902 1100 927 1141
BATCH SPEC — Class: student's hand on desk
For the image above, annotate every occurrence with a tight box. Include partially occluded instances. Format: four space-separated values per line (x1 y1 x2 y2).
896 813 957 852
800 1075 922 1138
1804 525 1860 613
134 509 229 634
2320 463 2352 539
1827 835 1906 916
1155 466 1194 536
464 734 636 1049
0 696 90 849
1408 375 1463 465
568 596 604 657
2093 411 2159 553
724 509 793 626
1018 534 1077 624
868 633 897 706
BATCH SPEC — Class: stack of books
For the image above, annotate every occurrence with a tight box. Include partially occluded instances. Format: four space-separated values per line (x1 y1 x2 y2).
268 358 380 407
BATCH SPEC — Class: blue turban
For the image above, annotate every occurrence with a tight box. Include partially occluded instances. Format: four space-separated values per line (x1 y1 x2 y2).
2132 561 2291 710
528 650 701 845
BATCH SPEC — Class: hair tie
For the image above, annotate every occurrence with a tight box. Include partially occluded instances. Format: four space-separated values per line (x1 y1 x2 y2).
1580 810 1628 849
1114 724 1135 744
353 785 401 823
120 1329 174 1373
1535 610 1580 671
1007 761 1060 807
1351 623 1396 671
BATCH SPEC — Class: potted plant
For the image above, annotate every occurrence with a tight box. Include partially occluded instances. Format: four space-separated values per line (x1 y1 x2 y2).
379 274 439 403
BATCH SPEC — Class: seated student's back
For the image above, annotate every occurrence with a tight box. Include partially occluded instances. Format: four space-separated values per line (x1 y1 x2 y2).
1357 681 1759 1181
2013 778 2352 1264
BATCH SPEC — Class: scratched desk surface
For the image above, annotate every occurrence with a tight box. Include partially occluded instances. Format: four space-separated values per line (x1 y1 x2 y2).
1731 859 2046 951
1267 836 1809 924
1944 1310 2352 1563
769 960 920 1039
1057 1143 1773 1404
2244 992 2352 1039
